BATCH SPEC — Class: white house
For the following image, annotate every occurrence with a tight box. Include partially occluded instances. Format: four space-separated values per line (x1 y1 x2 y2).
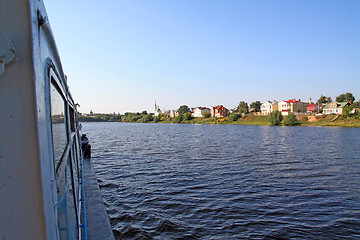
169 110 176 118
192 107 211 117
261 101 273 115
278 100 290 114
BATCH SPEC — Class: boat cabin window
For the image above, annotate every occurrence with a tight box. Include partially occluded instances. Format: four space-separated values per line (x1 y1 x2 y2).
69 106 75 132
50 80 68 169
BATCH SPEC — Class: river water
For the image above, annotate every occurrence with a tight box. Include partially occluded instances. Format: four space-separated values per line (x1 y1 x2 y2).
81 122 360 239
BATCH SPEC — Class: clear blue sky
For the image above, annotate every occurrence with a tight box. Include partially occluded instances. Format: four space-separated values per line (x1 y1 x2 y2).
44 0 360 114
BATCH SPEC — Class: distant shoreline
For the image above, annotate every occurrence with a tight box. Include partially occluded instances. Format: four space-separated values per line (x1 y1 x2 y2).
79 114 360 128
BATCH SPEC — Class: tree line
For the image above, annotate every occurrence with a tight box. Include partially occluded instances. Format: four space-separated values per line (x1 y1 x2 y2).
78 92 359 125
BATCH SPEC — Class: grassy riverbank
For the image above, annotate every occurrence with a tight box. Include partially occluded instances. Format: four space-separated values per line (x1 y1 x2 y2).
299 115 360 128
159 114 360 127
79 113 360 127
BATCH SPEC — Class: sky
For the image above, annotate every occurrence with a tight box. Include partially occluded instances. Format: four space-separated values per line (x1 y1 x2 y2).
44 0 360 114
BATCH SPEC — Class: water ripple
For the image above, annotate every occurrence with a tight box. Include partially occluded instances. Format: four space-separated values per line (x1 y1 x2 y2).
83 122 360 239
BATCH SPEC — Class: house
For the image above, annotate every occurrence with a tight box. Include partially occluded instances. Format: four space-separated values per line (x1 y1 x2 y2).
249 108 256 114
192 107 211 117
248 108 261 115
351 108 359 114
169 110 176 118
261 101 279 115
278 99 307 115
272 101 279 112
210 105 229 118
155 109 167 116
307 104 318 113
323 102 350 115
260 101 272 115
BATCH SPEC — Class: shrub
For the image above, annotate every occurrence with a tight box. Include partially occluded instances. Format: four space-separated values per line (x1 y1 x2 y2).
355 111 360 119
141 114 153 123
283 113 299 126
153 116 160 123
183 112 192 121
269 110 283 125
203 111 211 118
173 114 183 123
342 105 353 117
229 113 240 121
129 116 140 122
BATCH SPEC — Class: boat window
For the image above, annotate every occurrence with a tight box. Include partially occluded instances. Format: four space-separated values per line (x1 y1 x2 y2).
57 155 78 239
50 81 68 168
69 106 75 132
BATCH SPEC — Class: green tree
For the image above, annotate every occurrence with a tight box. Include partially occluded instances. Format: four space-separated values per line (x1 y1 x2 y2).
203 111 211 118
123 112 141 122
173 114 183 123
141 114 153 123
317 95 332 104
131 116 140 122
342 105 353 117
153 116 160 123
183 112 192 121
229 113 240 121
114 114 122 122
269 110 283 125
352 101 360 108
356 111 360 119
250 101 261 112
283 113 299 126
336 92 355 103
237 101 249 114
178 105 190 114
159 113 167 120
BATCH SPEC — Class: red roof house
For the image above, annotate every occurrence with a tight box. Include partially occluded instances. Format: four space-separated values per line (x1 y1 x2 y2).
210 105 229 118
307 104 318 113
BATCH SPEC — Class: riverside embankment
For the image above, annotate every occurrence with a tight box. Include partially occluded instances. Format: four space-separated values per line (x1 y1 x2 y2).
160 114 360 128
79 114 360 128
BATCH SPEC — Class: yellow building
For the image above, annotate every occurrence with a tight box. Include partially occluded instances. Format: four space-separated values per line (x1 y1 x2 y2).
278 99 307 115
